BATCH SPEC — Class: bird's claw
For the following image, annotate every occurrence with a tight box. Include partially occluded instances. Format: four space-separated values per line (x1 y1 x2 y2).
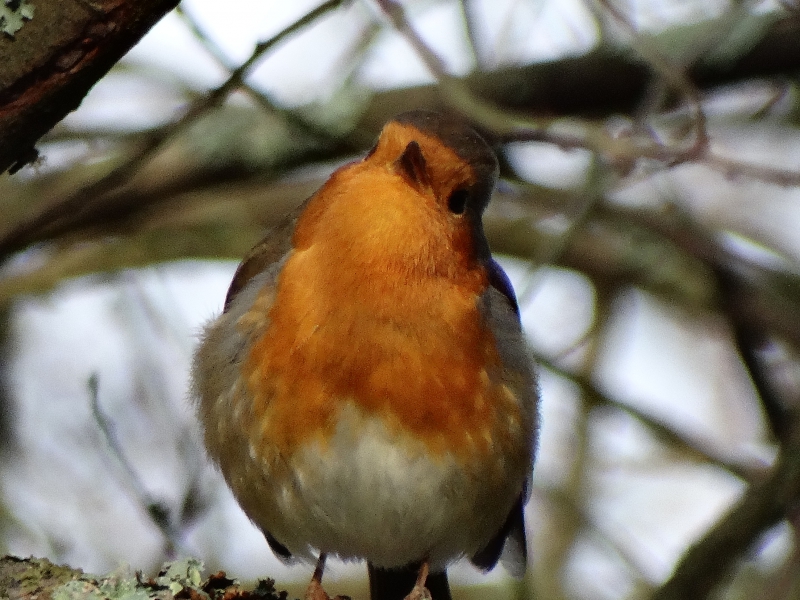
304 578 351 600
403 584 432 600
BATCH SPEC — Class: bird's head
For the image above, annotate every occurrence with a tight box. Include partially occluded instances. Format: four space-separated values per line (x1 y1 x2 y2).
369 110 499 218
293 111 499 278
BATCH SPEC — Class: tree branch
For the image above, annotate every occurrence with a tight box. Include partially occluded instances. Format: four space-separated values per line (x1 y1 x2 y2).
0 0 181 175
0 0 348 261
651 417 800 600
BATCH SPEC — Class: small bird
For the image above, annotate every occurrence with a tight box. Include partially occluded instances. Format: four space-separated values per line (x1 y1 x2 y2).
192 110 539 600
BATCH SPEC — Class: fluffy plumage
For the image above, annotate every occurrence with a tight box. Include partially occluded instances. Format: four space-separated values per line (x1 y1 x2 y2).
192 111 539 600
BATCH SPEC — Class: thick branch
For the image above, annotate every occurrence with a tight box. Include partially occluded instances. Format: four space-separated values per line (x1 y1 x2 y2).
0 0 180 175
358 13 800 129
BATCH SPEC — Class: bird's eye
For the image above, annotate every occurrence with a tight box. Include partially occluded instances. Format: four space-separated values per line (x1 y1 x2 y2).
447 189 469 215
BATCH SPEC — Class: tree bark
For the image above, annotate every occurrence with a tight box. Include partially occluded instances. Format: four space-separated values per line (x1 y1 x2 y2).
0 0 179 175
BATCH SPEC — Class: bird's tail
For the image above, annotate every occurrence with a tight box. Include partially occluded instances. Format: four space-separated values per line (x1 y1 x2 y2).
368 562 451 600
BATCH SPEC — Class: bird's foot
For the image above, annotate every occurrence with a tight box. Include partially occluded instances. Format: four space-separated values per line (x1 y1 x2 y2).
304 577 329 600
401 560 432 600
304 553 350 600
304 577 350 600
402 583 432 600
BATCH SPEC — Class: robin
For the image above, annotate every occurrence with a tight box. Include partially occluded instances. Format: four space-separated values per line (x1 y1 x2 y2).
192 110 539 600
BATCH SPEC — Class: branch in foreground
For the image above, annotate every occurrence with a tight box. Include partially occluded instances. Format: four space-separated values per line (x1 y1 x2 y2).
0 0 181 175
0 556 282 600
0 0 347 263
3 6 800 266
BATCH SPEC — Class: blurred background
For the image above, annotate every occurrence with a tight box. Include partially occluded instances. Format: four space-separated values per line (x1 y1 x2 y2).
2 0 800 599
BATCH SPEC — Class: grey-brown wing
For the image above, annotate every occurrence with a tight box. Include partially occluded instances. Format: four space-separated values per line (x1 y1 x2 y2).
472 259 538 577
197 200 311 564
471 496 527 576
224 198 309 311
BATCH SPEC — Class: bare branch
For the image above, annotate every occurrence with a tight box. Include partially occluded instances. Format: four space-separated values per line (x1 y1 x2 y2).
374 0 800 188
651 417 800 600
174 4 342 141
88 373 186 557
535 355 767 482
593 0 709 159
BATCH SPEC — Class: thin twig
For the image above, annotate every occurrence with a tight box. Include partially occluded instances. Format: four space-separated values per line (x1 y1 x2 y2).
534 356 767 482
375 0 800 189
88 373 185 557
719 274 793 441
593 0 709 160
531 484 656 596
503 123 800 186
456 0 481 69
702 152 800 187
173 5 235 72
651 417 800 600
175 4 341 142
517 156 604 306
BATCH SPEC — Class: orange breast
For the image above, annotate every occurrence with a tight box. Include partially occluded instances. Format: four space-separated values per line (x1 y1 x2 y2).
239 163 522 462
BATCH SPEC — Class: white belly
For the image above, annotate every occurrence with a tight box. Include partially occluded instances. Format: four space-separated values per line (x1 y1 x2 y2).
230 402 528 570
